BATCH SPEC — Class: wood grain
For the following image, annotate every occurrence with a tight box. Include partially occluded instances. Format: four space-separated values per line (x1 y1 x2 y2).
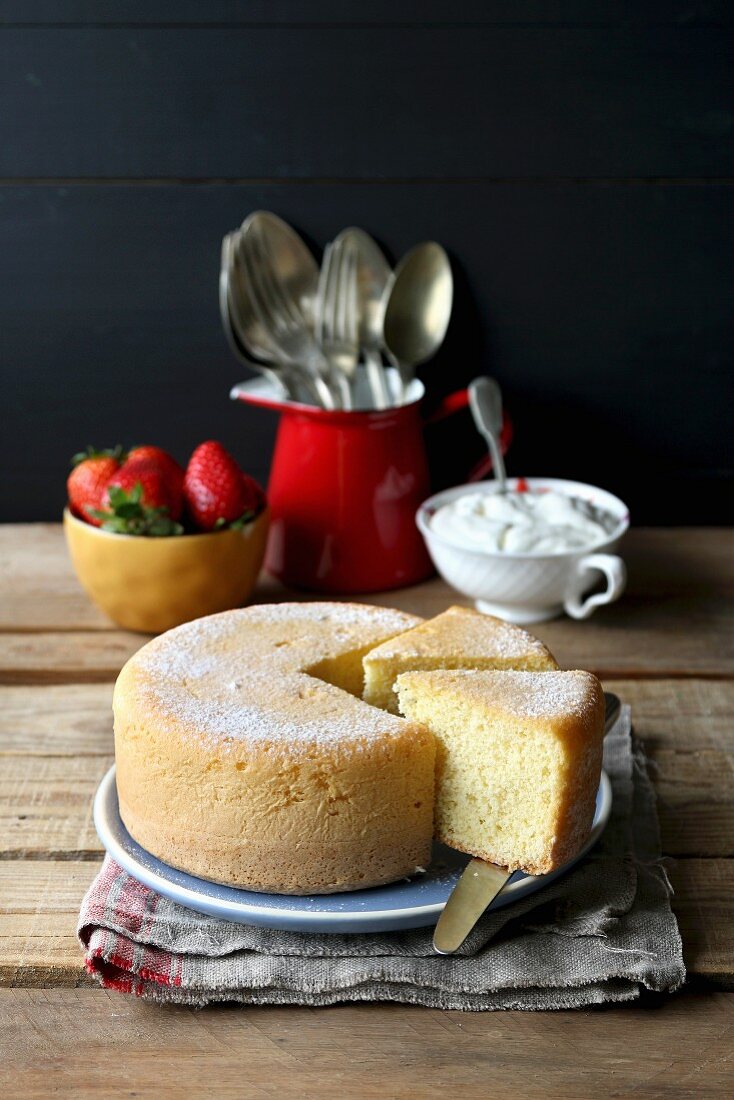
0 684 113 754
0 524 111 632
670 860 734 985
1 988 733 1099
0 523 732 1095
605 680 734 858
0 633 144 684
0 857 729 991
0 756 109 859
1 528 733 678
0 682 732 862
0 680 732 986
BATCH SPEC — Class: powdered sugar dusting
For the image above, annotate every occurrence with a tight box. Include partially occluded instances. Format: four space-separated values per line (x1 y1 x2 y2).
121 603 422 749
243 602 422 629
366 605 555 663
397 669 602 721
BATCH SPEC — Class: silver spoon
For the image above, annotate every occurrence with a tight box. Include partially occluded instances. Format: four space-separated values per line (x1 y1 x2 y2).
333 227 392 409
382 242 453 400
468 376 507 492
242 212 338 409
219 233 300 401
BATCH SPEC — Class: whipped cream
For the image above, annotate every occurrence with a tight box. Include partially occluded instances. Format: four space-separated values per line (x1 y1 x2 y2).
430 487 617 554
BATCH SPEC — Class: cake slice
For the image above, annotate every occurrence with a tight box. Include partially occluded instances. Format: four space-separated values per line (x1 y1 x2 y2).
396 669 605 875
363 605 558 713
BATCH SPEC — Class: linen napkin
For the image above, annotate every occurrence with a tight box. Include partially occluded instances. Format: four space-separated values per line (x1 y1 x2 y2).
78 706 685 1008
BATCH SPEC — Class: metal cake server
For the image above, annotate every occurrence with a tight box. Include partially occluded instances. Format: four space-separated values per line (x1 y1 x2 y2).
432 692 621 954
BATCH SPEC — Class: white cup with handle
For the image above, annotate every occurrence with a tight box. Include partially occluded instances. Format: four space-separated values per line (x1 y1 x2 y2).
416 477 630 625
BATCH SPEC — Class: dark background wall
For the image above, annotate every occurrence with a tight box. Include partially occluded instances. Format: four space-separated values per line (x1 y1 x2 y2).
1 1 732 523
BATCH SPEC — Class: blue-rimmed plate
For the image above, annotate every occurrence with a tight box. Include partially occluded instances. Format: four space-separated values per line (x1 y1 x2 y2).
93 766 611 934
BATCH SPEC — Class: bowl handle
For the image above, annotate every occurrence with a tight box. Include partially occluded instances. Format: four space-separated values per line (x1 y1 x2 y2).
564 553 627 620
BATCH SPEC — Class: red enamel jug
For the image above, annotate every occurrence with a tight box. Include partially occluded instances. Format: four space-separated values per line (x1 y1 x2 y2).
231 378 511 593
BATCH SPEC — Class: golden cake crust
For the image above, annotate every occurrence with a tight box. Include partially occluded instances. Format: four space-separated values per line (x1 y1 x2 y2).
113 602 436 894
363 605 559 712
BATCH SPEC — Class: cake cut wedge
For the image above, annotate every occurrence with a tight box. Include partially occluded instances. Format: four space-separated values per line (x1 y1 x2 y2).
396 669 605 875
363 605 558 713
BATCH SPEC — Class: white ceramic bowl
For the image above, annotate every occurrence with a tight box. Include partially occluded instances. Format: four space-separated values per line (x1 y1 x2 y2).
416 478 630 624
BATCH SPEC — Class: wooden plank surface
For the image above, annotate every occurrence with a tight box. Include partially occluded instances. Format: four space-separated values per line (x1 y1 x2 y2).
0 524 110 631
0 632 143 684
1 988 733 1100
1 679 732 986
1 856 731 990
669 861 734 986
1 680 732 860
606 679 734 859
0 523 732 1098
1 527 733 678
0 755 109 859
0 684 113 753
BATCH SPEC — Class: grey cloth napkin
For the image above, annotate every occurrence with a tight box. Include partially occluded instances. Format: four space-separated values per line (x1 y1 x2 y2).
79 706 685 1008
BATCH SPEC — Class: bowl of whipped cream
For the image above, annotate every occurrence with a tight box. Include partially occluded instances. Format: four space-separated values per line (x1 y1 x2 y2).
416 478 630 623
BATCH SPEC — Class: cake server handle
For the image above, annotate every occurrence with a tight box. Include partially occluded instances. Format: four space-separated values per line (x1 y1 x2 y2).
432 860 511 954
432 692 622 955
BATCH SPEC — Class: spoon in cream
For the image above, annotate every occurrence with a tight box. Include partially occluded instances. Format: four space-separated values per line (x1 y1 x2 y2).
468 376 507 492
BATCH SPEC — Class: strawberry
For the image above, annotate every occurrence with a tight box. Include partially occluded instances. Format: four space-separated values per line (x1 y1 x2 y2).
103 462 172 512
241 471 266 516
92 461 183 536
184 441 263 531
127 445 178 470
125 446 184 521
67 446 124 526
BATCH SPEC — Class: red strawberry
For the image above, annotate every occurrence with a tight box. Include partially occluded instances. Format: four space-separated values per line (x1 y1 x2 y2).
127 445 178 469
124 447 184 521
103 462 172 514
67 447 123 526
241 471 266 515
184 441 262 531
91 461 184 536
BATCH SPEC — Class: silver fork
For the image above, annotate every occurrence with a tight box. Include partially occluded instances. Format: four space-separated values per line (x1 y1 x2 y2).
220 233 300 401
239 227 337 409
318 238 359 410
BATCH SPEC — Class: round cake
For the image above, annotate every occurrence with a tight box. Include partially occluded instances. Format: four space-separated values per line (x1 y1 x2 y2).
113 602 436 894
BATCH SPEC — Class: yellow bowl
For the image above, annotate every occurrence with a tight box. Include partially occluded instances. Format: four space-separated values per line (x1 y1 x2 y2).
64 507 269 634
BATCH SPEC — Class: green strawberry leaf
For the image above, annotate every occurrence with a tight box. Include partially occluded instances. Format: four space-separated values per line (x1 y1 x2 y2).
91 483 183 538
229 510 256 531
70 444 126 468
211 510 256 531
147 518 184 537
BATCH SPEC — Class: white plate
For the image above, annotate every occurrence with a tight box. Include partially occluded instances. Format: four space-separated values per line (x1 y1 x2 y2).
94 766 612 934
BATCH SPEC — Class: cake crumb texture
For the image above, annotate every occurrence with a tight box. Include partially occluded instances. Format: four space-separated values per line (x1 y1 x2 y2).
396 669 605 875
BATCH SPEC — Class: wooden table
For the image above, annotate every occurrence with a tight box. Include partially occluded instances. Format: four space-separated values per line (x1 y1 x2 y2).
1 524 732 1097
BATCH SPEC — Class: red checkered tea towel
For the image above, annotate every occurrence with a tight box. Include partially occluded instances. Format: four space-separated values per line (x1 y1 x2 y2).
78 709 685 1008
80 859 184 996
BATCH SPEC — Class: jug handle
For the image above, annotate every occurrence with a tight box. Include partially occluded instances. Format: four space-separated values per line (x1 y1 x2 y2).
423 388 513 483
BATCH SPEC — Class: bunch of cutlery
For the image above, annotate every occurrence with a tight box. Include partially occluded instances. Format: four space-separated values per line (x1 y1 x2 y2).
220 211 453 410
